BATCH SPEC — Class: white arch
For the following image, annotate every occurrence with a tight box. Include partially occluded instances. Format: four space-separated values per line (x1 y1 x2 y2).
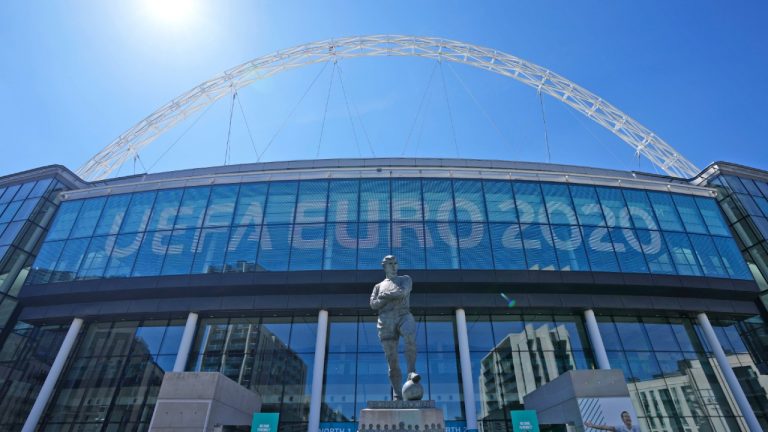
77 35 699 180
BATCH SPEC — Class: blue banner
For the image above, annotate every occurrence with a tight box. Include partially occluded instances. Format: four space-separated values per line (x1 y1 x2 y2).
252 413 280 432
510 410 539 432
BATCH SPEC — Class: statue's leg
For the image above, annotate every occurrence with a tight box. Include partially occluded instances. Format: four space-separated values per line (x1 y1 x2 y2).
401 314 418 375
382 339 403 400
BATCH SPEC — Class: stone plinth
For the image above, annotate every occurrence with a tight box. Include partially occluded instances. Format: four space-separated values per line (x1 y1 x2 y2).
148 372 261 432
358 401 444 432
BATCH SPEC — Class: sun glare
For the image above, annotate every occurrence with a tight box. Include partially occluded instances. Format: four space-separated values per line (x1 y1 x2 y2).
144 0 198 27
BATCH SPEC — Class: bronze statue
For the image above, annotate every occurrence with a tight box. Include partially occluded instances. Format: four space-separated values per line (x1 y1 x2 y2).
370 255 422 400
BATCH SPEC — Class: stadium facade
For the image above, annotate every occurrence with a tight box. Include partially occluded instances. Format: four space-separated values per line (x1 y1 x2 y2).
1 158 768 432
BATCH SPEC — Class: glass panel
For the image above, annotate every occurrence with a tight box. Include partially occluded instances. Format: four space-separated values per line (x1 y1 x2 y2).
419 179 453 222
146 189 183 231
458 222 492 269
290 224 325 270
69 197 107 238
623 189 660 230
689 234 728 278
454 180 486 223
51 238 90 283
393 222 426 269
581 226 619 272
324 223 357 270
258 224 292 271
637 230 676 274
610 228 649 273
648 192 684 232
327 317 358 353
551 225 590 271
596 187 632 228
0 200 22 224
224 225 260 272
672 194 708 234
483 180 515 223
663 232 703 276
77 235 115 280
359 180 389 222
513 182 546 224
104 232 144 278
323 352 357 421
12 198 39 222
695 196 730 236
542 183 577 225
174 187 211 229
30 240 65 284
753 195 768 218
489 223 526 270
713 236 753 280
327 180 359 223
120 191 156 234
294 181 328 224
161 229 200 275
420 222 456 269
722 175 749 193
94 194 131 236
357 222 390 270
192 227 229 273
392 179 423 222
14 182 35 200
203 184 238 227
521 224 558 270
0 184 20 203
233 183 268 226
47 200 83 240
570 185 605 226
132 230 172 277
736 193 764 217
264 182 298 224
0 221 23 246
28 178 53 198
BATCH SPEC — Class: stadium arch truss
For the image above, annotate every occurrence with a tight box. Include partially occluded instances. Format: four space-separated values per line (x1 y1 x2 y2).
77 35 700 181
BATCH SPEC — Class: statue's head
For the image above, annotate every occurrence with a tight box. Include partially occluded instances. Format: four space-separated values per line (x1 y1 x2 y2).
381 255 398 276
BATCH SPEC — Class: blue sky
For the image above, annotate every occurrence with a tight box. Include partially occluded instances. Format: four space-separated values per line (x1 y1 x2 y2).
1 1 766 179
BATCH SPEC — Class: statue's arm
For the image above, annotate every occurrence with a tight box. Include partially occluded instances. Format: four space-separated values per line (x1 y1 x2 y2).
403 275 413 295
370 284 384 310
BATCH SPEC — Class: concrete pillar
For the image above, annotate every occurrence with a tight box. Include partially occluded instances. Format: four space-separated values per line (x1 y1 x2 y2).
308 309 329 432
583 309 610 370
697 312 762 431
455 308 478 432
22 317 83 432
173 312 199 372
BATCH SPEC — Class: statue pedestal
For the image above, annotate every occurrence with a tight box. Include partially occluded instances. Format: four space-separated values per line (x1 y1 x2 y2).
358 400 444 432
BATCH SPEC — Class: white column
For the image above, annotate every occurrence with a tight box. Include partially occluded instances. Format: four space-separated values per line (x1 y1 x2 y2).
173 312 199 372
308 309 329 432
22 317 83 432
583 309 610 370
455 308 478 432
697 312 762 432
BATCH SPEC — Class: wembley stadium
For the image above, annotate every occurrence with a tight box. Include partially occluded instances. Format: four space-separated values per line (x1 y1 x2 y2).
1 36 768 432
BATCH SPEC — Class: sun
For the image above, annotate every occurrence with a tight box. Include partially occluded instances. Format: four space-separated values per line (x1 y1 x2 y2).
143 0 198 27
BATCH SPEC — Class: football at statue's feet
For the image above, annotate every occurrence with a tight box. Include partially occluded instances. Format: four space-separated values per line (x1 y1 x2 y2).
402 372 424 401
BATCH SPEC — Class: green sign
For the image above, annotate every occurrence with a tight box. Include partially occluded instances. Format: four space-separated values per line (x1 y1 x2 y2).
510 410 539 432
252 412 280 432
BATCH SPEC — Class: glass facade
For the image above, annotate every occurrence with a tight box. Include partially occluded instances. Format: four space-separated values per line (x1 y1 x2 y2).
708 173 768 291
38 318 184 431
597 315 768 431
0 176 65 333
0 321 70 430
465 313 593 431
28 178 751 284
187 314 317 432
